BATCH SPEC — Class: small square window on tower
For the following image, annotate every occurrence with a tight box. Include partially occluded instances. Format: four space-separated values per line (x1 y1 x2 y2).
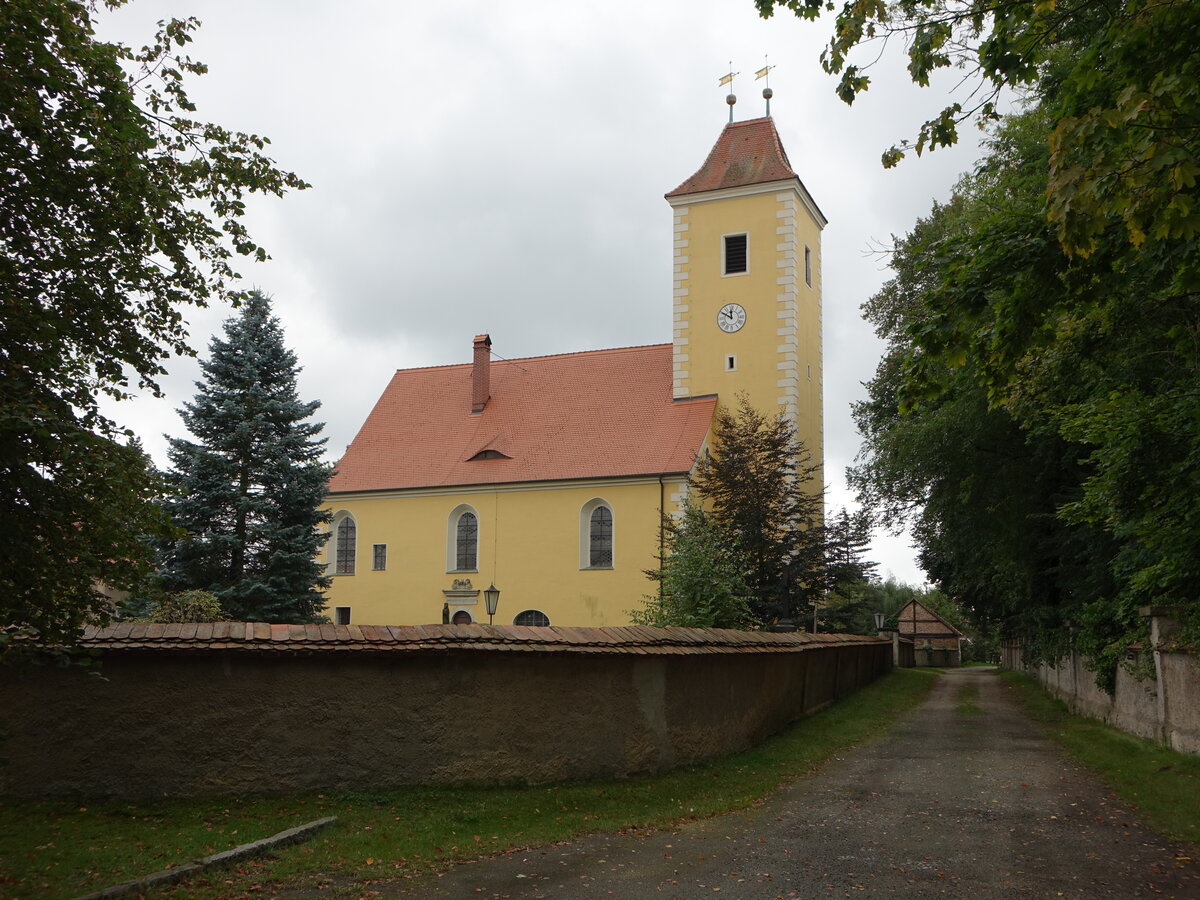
372 543 387 570
725 354 737 372
723 233 748 275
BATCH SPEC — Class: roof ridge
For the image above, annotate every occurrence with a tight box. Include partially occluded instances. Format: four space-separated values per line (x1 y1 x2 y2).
387 342 672 375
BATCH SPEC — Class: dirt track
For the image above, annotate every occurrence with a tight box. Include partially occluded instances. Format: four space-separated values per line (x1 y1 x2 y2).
387 668 1198 899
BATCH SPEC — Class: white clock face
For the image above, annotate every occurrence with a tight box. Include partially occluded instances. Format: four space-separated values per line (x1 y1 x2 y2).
717 303 746 333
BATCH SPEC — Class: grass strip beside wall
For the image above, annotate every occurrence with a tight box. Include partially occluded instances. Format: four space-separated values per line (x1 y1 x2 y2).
0 668 936 899
999 670 1200 846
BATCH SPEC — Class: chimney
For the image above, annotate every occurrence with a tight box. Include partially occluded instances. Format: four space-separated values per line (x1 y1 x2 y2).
471 334 492 414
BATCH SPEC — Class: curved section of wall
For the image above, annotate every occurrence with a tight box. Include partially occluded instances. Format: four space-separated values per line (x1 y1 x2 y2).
0 624 891 797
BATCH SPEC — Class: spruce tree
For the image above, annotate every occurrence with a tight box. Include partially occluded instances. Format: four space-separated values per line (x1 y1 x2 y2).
691 394 825 626
162 292 331 622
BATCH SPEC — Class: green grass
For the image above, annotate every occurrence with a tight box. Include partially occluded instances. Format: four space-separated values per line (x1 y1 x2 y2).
0 668 937 899
1000 670 1200 846
955 682 982 715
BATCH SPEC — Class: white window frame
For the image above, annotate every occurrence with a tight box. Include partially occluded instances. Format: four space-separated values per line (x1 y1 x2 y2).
721 232 749 277
446 503 480 573
579 498 614 570
804 244 813 288
372 543 387 571
513 609 551 627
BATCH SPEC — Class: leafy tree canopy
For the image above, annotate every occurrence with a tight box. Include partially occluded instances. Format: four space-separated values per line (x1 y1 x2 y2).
754 0 1200 255
161 292 331 623
852 101 1197 686
146 589 224 624
0 0 306 646
631 498 758 630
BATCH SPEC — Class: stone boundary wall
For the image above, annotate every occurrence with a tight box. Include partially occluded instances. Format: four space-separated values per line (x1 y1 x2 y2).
0 622 892 798
1000 609 1198 755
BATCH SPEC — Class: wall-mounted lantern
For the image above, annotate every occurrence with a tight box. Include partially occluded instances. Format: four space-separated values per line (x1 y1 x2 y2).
484 584 500 625
874 611 886 632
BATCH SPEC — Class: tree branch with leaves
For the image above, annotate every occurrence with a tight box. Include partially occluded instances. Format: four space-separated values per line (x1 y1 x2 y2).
0 0 308 648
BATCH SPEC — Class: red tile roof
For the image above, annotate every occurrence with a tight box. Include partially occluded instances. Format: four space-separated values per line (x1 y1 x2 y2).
667 116 799 198
75 622 889 656
328 344 716 493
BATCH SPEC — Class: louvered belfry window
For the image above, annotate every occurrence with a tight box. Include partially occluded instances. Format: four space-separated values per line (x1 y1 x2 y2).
456 512 478 570
724 233 748 274
336 518 356 575
589 506 613 567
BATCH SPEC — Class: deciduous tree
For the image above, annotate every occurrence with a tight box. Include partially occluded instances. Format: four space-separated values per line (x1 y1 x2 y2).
632 498 757 630
851 101 1197 685
0 0 306 646
754 0 1200 255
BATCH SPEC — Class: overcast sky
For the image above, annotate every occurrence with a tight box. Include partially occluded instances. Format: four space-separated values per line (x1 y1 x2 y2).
96 0 993 586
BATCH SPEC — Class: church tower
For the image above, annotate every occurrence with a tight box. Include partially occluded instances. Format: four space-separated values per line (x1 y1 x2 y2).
666 116 826 483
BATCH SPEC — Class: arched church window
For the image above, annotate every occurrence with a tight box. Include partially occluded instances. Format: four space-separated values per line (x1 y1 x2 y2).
589 506 613 568
579 499 614 569
335 516 356 575
456 511 478 571
514 609 551 627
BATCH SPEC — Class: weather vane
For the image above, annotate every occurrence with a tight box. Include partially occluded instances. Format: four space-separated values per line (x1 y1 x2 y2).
756 56 774 116
719 62 738 122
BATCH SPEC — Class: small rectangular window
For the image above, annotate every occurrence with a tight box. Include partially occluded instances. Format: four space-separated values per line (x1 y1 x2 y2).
804 245 813 287
334 607 351 625
723 234 747 275
725 354 737 372
372 543 387 570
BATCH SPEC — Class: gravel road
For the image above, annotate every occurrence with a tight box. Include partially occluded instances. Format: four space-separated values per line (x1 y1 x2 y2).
392 667 1198 899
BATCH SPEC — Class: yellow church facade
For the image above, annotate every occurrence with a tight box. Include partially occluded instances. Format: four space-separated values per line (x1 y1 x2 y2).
321 115 825 627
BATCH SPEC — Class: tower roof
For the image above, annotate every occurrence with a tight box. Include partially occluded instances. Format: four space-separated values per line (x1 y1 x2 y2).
666 116 798 198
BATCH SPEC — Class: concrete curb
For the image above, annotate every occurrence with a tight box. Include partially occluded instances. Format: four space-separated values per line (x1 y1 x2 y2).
73 815 337 899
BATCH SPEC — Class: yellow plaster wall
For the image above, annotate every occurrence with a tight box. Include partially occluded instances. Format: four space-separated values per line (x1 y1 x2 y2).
672 185 824 485
322 478 685 627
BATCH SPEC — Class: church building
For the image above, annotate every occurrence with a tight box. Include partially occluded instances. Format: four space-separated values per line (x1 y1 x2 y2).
321 114 826 627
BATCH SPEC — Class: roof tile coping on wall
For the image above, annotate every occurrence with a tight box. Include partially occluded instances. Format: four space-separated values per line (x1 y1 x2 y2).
70 622 888 656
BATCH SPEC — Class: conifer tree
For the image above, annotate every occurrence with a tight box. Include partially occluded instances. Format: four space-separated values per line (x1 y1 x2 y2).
690 395 825 626
162 292 331 622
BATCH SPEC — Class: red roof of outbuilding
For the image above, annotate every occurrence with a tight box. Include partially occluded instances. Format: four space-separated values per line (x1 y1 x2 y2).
328 343 716 493
667 116 799 197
